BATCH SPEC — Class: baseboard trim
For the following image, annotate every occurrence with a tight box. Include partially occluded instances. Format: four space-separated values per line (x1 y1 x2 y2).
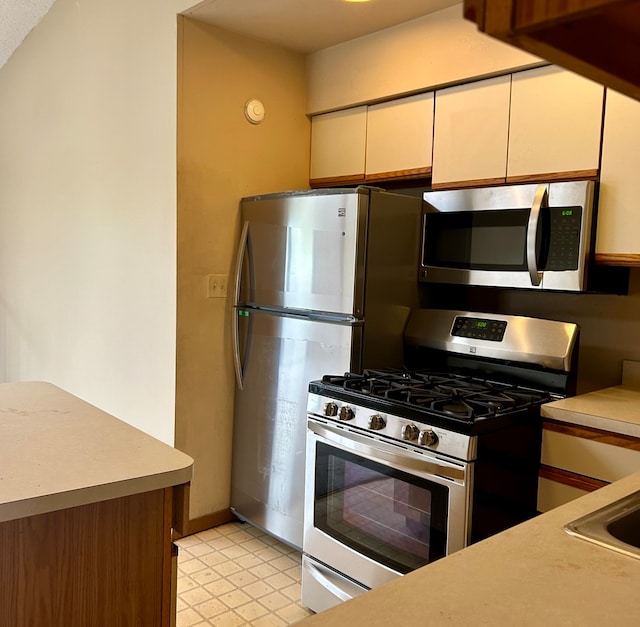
173 508 236 539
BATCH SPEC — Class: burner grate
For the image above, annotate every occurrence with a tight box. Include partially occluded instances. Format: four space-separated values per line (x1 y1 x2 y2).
319 368 551 423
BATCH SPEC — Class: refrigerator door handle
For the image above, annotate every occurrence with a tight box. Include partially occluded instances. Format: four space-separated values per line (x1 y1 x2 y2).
232 310 244 391
233 220 250 307
232 221 250 390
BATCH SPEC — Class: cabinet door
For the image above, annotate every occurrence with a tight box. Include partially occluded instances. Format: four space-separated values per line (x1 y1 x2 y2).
507 65 604 182
538 421 640 512
596 89 640 264
432 74 510 189
365 92 434 182
310 106 367 187
537 477 589 514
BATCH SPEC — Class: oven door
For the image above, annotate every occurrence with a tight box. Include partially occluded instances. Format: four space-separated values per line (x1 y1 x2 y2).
303 418 471 608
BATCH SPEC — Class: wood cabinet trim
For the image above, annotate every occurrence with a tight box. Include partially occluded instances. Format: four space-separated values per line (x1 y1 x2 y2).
431 177 507 191
181 507 236 538
595 253 640 267
365 167 432 183
512 1 624 31
539 464 609 492
506 168 599 184
172 482 190 537
162 487 174 627
310 174 365 188
543 418 640 451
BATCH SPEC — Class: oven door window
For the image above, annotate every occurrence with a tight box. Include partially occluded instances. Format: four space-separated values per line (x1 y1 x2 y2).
314 442 449 574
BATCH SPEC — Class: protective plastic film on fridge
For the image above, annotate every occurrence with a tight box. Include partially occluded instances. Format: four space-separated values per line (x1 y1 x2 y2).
230 186 422 549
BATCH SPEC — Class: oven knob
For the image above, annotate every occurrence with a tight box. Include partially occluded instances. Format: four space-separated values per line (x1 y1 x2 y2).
368 414 386 430
419 429 439 447
401 424 420 442
339 406 355 421
325 402 339 417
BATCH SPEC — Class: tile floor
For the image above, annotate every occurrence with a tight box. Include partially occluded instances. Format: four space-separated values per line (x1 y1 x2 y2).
175 521 314 626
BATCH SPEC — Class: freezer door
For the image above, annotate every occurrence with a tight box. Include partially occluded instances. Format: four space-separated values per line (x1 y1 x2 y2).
231 308 360 549
237 190 367 316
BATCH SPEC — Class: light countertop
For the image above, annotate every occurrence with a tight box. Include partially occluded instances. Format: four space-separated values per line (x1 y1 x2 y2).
0 381 193 523
542 360 640 437
300 470 640 626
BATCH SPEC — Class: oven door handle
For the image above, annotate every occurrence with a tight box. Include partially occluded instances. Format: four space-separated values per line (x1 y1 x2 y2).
527 185 547 287
308 420 466 483
305 559 359 603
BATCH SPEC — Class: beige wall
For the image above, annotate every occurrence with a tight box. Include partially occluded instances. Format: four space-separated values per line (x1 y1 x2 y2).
306 4 541 114
176 17 310 520
0 0 193 444
422 270 640 394
498 271 640 394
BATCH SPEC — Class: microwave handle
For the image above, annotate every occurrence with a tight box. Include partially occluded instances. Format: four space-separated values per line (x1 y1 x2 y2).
527 185 547 287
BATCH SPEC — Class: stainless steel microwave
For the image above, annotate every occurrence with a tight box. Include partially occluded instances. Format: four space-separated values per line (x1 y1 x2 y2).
419 181 596 291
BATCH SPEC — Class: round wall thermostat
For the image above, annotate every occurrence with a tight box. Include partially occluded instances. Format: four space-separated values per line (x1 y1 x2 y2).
245 98 265 124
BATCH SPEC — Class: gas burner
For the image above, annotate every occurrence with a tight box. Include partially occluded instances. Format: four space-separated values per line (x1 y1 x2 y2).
316 367 554 425
464 392 517 412
384 386 451 405
430 398 477 421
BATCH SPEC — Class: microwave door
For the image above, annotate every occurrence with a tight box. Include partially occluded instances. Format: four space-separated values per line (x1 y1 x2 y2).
421 206 540 290
421 181 594 291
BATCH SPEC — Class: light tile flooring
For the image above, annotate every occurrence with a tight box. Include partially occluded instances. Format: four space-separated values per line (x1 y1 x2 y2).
176 522 314 627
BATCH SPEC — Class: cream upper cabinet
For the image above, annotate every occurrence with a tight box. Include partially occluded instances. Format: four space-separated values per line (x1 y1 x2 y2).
507 65 604 182
432 74 511 189
596 89 640 265
309 106 367 186
365 92 434 182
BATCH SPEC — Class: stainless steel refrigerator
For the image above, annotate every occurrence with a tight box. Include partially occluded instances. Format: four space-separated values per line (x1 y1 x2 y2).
230 186 422 549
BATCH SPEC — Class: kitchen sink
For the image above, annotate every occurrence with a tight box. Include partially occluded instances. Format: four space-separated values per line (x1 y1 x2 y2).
564 489 640 559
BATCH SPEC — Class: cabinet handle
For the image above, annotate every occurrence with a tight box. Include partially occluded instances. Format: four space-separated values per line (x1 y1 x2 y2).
527 185 547 287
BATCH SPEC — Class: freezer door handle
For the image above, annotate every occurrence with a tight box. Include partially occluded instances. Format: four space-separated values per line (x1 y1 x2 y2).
232 221 250 389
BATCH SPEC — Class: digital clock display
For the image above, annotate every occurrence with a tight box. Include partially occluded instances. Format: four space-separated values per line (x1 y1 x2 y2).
452 316 508 341
562 209 573 217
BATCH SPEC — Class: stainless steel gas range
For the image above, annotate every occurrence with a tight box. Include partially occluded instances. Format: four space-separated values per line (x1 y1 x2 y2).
302 309 579 613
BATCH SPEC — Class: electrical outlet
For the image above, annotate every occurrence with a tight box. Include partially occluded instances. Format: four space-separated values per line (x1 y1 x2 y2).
206 274 228 298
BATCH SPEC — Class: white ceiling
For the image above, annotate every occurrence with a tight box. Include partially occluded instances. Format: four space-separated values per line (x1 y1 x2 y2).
183 0 462 54
0 0 55 68
0 0 461 71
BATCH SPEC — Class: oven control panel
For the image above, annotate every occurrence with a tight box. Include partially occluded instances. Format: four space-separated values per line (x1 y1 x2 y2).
306 393 474 462
452 316 507 342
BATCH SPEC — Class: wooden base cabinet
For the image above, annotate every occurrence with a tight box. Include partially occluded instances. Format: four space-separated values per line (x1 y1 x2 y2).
0 487 181 627
538 421 640 512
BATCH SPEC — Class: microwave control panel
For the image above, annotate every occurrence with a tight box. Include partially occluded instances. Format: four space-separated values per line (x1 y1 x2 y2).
544 206 582 271
452 317 507 342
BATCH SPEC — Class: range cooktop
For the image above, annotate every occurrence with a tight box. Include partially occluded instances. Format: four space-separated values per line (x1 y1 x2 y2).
320 369 551 422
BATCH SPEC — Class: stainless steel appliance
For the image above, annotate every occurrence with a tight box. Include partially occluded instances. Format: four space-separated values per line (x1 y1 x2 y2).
302 308 579 612
230 186 422 550
419 180 625 292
